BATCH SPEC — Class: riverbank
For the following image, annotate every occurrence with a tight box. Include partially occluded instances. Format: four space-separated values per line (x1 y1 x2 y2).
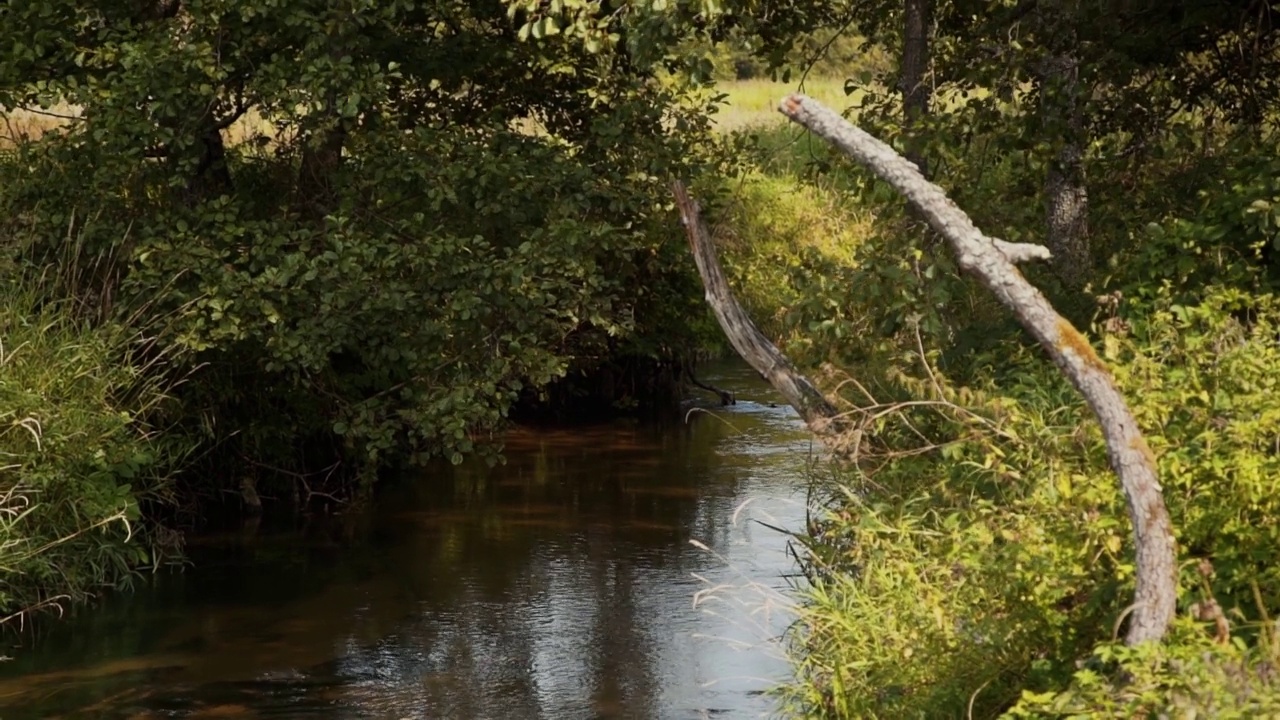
713 76 1280 718
0 279 190 629
6 57 1280 717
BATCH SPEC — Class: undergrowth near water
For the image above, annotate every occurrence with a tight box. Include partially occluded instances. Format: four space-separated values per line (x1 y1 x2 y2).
0 275 187 629
772 286 1280 718
710 83 1280 716
711 155 868 348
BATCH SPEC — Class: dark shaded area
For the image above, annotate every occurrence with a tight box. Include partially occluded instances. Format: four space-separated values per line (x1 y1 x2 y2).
510 355 688 424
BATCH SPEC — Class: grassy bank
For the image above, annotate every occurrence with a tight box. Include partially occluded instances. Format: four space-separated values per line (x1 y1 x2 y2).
0 278 186 629
710 75 1280 717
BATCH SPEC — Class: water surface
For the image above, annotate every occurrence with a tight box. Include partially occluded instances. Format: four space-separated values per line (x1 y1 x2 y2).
0 363 816 719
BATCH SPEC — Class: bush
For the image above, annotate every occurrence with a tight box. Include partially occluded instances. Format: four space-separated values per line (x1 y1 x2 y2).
0 0 729 503
778 285 1280 716
699 10 1280 718
777 361 1128 718
1007 621 1280 718
735 115 1280 714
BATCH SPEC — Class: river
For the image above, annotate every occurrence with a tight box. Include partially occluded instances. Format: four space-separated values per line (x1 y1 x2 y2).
0 363 818 719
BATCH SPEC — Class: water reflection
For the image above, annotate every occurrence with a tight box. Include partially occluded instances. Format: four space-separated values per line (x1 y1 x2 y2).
0 363 815 719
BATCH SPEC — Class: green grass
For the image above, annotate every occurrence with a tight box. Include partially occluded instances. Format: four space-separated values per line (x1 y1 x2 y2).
712 77 863 132
710 76 990 133
697 84 880 367
0 275 187 630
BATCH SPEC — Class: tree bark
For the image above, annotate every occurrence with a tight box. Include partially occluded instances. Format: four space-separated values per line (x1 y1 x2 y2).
182 120 233 206
297 122 347 213
672 181 842 435
1039 50 1091 288
900 0 932 175
777 94 1177 645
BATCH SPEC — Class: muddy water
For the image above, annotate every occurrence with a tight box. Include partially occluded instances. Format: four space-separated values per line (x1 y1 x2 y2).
0 363 817 720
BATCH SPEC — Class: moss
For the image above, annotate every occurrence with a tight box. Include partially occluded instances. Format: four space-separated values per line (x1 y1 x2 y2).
1129 432 1159 470
1055 317 1109 373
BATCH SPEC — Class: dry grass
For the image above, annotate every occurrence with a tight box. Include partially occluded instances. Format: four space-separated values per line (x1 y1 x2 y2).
0 105 78 149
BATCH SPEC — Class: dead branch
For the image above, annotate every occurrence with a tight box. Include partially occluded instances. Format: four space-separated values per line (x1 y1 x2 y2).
993 238 1053 264
683 360 736 406
778 93 1176 645
673 181 843 437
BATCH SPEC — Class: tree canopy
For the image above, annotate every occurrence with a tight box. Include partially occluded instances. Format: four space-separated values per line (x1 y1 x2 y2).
0 0 738 490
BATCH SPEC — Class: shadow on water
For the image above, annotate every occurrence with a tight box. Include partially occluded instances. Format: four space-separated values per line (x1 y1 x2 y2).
0 362 819 720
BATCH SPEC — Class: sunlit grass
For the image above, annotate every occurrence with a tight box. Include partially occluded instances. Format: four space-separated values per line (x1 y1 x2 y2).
712 77 862 132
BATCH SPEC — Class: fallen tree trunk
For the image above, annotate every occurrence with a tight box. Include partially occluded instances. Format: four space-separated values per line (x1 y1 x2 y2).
672 181 842 436
772 94 1176 645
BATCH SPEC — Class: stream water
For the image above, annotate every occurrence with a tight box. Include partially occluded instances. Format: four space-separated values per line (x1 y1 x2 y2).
0 363 817 720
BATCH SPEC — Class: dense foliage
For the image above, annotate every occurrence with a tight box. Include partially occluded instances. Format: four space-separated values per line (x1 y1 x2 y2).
711 41 1280 720
0 0 722 506
595 0 1280 713
3 0 1280 716
0 0 746 625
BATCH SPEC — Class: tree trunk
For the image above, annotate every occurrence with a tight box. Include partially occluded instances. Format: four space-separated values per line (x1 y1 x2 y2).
672 182 842 436
777 94 1177 645
900 0 932 175
182 120 233 206
1040 51 1091 289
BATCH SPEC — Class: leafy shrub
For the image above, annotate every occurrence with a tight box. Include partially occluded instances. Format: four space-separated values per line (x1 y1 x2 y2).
1007 621 1280 718
775 282 1280 717
778 360 1129 718
730 122 1280 714
1109 288 1280 613
1102 135 1280 303
0 0 727 497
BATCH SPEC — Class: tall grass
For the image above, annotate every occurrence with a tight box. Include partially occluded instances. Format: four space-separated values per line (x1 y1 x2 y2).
0 271 187 630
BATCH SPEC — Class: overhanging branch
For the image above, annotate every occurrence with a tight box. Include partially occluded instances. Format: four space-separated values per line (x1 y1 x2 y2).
672 181 842 435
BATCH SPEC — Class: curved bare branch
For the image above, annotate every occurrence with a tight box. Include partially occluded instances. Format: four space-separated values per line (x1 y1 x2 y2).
778 93 1176 645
